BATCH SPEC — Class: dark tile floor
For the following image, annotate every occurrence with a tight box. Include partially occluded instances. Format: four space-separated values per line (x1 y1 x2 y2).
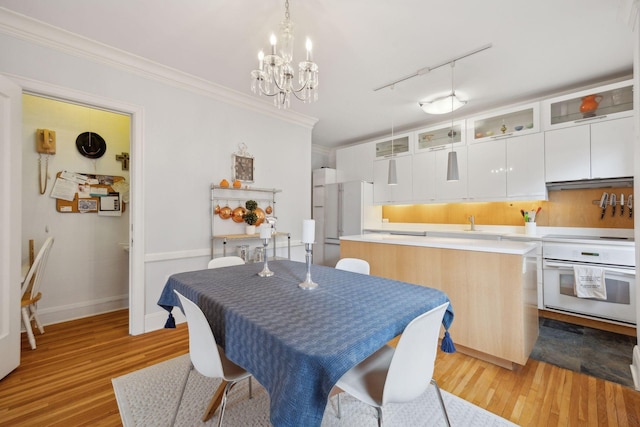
529 317 637 388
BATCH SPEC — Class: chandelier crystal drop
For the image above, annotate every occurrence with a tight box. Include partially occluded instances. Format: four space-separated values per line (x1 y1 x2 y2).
250 0 319 109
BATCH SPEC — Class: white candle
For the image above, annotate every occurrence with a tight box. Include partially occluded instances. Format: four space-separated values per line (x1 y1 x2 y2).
305 38 312 61
270 33 277 55
302 219 315 244
260 224 271 239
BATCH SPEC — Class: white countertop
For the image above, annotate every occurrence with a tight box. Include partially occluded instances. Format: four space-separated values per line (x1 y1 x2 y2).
341 233 538 255
363 223 634 243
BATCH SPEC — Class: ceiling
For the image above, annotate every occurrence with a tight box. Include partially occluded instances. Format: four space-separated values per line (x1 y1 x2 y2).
0 0 634 148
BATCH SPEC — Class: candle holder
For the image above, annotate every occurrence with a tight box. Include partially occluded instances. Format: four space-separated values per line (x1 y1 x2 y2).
257 238 274 277
298 243 317 290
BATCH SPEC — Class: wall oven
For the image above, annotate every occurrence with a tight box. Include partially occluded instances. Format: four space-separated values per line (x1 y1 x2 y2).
542 236 636 325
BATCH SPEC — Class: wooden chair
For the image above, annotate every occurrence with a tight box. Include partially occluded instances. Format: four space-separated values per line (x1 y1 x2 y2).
335 258 370 275
21 236 54 350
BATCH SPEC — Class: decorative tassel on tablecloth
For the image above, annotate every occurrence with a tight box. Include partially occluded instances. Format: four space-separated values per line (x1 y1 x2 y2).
164 312 176 328
441 331 456 353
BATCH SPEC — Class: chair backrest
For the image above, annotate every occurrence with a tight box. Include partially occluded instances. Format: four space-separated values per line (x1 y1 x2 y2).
382 302 449 405
21 236 54 299
174 290 226 379
207 256 245 269
335 258 370 275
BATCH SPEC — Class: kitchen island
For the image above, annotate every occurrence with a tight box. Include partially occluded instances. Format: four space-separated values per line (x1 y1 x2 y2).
340 234 538 369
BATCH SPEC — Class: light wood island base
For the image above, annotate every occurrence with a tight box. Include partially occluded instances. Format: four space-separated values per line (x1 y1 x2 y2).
341 239 538 369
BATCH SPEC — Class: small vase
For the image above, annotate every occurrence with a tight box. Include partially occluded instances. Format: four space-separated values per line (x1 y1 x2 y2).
579 94 603 118
245 225 256 235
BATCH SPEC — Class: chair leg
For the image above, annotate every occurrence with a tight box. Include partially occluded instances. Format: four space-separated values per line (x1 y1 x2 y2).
431 379 451 427
336 392 341 419
30 304 44 334
375 407 382 427
171 362 193 426
217 381 236 427
248 376 253 399
21 307 36 350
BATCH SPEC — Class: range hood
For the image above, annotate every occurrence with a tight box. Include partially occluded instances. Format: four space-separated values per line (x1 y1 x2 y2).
546 177 634 190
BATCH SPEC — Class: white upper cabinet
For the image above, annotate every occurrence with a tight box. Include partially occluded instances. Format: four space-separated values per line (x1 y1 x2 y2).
415 120 466 152
590 117 634 179
373 155 413 204
506 133 546 199
467 102 540 144
542 80 634 183
336 141 376 182
412 150 437 201
544 117 633 182
374 132 412 158
468 132 546 201
542 79 633 131
468 139 506 200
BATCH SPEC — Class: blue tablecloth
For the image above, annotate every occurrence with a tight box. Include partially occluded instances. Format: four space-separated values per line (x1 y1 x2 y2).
158 260 454 427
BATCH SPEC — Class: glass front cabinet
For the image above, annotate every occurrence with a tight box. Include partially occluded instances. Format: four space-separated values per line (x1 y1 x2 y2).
542 79 633 131
414 120 466 152
467 102 540 144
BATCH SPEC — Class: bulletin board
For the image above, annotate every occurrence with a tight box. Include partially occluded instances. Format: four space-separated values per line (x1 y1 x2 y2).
54 171 126 214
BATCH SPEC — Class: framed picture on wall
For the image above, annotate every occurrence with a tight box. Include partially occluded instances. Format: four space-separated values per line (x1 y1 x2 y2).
232 143 254 183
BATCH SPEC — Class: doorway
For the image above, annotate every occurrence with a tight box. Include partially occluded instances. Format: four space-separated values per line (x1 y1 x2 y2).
22 94 131 327
10 75 146 336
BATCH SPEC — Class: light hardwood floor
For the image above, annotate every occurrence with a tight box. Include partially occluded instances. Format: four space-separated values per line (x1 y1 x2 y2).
1 309 639 426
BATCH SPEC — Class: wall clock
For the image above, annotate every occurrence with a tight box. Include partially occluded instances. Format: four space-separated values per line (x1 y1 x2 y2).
76 132 107 159
232 143 254 183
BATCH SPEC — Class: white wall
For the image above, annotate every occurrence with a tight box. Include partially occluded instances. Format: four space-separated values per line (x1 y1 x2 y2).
0 15 315 332
21 95 130 325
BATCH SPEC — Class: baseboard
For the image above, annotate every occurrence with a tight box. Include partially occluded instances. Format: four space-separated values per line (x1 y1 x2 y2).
539 309 637 337
32 295 128 327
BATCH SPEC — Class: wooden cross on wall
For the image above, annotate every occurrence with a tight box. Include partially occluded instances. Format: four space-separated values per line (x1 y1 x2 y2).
115 152 130 170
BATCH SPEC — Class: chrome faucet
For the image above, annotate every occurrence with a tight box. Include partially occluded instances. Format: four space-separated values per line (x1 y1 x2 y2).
468 215 475 231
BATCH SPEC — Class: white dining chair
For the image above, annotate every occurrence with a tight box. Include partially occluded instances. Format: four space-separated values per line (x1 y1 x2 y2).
21 236 54 350
173 290 253 426
334 302 451 427
208 256 245 269
335 258 370 275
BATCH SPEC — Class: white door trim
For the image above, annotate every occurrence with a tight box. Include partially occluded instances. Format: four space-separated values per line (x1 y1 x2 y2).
5 73 146 335
0 74 22 379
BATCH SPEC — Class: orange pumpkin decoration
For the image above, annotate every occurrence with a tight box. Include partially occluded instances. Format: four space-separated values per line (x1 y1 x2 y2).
220 179 229 188
233 179 242 188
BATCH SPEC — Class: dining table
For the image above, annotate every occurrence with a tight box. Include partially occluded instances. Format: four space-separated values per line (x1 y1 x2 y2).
157 259 454 427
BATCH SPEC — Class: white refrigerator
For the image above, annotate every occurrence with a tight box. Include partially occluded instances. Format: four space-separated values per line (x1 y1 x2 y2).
322 181 381 267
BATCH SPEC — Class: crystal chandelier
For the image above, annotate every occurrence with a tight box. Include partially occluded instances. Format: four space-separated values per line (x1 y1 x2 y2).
250 0 319 109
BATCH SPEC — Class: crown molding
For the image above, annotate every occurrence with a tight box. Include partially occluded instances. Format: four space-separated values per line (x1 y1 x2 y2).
0 7 318 129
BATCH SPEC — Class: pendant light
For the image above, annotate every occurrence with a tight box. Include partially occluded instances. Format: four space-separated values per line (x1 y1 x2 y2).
446 61 460 182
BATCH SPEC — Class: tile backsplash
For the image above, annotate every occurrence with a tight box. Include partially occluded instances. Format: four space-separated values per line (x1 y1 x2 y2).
382 187 634 229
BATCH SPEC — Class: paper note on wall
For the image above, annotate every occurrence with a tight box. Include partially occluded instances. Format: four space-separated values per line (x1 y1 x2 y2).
50 177 77 201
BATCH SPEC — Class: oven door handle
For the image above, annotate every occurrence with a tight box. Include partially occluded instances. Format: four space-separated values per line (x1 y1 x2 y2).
543 261 636 277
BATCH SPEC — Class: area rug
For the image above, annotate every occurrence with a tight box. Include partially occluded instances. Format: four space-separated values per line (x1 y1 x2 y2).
529 318 637 388
112 354 517 427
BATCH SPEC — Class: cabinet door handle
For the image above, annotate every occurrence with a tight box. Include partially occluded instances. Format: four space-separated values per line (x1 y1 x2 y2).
574 115 608 124
491 132 514 139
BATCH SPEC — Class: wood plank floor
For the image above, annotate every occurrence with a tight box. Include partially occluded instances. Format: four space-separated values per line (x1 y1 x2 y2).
1 309 639 426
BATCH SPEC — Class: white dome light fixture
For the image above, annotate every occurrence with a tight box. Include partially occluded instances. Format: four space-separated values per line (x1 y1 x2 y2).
419 93 467 115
